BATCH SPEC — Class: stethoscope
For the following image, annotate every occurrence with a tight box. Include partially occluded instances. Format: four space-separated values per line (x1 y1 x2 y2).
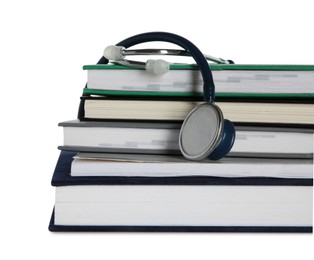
100 32 236 161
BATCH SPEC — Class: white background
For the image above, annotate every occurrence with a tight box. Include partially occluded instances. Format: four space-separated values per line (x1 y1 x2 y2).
1 0 313 259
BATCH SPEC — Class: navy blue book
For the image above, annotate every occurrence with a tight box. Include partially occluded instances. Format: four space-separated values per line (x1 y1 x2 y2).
49 151 313 232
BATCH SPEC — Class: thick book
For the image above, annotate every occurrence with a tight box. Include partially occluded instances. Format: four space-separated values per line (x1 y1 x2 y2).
49 151 313 232
58 120 314 159
79 96 314 125
83 64 314 99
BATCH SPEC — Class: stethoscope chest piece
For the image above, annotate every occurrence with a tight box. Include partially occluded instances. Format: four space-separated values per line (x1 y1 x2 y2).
179 103 224 161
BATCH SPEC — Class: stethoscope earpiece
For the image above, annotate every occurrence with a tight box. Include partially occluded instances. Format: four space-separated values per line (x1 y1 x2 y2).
103 45 125 60
145 59 169 75
101 32 235 160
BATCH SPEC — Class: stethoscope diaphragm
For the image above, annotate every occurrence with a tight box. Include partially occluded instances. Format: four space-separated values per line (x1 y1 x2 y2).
179 103 224 161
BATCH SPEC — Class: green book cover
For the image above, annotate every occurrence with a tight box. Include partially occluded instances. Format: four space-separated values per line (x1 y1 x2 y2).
83 63 314 71
83 64 314 99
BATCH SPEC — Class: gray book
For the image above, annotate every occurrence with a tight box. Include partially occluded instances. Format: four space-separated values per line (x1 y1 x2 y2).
58 120 314 158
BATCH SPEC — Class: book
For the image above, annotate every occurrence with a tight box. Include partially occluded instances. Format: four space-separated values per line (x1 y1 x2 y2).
79 97 314 125
83 64 314 99
49 151 313 232
70 152 313 179
58 120 314 158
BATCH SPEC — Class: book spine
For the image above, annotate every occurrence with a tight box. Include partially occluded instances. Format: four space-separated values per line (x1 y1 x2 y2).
78 94 89 120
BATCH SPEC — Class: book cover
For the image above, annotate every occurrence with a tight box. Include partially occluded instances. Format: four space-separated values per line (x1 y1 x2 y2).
51 151 313 186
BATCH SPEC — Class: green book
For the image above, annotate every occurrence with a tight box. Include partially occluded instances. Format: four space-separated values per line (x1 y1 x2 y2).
83 64 314 99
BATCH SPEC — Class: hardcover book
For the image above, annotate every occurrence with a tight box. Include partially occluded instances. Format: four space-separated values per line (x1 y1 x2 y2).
83 63 314 99
79 96 314 124
49 151 313 232
58 120 314 159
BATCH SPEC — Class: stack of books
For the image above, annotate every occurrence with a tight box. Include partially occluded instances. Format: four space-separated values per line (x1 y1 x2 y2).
49 63 314 232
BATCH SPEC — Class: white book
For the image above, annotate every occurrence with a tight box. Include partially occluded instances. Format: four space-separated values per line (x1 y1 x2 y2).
70 152 313 179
